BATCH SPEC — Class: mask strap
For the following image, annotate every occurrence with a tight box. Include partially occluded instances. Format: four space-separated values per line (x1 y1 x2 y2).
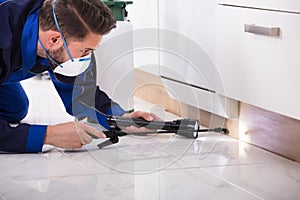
52 0 74 62
38 38 63 68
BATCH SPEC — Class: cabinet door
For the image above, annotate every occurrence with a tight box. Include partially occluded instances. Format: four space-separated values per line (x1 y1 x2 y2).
216 5 300 119
158 0 238 118
159 0 218 90
127 0 160 75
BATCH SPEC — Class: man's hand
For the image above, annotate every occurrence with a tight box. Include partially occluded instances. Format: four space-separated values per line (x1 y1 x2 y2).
121 111 161 132
44 122 106 149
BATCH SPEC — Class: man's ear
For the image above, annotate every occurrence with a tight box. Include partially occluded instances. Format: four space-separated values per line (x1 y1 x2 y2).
48 31 63 48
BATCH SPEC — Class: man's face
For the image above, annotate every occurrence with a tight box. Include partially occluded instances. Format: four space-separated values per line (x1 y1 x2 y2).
49 32 103 65
48 43 65 65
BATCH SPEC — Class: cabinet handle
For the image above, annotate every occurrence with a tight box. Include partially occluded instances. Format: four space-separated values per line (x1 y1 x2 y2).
244 24 280 37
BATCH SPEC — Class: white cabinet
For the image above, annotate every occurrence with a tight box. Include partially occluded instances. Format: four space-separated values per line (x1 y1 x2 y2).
127 0 160 75
159 0 217 62
158 0 238 118
216 4 300 119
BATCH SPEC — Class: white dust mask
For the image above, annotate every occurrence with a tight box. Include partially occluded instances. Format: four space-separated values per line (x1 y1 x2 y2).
53 54 91 76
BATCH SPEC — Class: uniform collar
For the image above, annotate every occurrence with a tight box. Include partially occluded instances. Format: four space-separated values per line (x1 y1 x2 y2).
21 9 49 73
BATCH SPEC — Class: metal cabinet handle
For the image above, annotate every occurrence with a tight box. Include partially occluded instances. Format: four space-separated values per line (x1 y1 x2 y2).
244 24 280 37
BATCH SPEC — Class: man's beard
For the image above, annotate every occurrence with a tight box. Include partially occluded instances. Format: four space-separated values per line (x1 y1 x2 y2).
47 45 66 69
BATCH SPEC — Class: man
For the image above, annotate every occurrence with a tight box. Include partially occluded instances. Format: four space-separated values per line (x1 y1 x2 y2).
0 0 155 153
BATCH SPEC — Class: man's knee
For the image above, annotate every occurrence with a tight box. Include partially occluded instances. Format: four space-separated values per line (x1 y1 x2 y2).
5 96 29 123
13 97 29 122
0 83 29 123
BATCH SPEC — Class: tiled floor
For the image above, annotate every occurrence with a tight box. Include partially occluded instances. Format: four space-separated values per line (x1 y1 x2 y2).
0 77 300 200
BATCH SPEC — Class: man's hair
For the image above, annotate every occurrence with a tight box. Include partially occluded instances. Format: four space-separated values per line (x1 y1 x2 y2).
38 0 116 41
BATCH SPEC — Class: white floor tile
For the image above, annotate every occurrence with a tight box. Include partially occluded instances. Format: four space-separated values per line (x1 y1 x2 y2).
0 150 92 180
94 168 262 200
160 134 288 167
0 175 133 200
204 161 300 200
62 137 195 174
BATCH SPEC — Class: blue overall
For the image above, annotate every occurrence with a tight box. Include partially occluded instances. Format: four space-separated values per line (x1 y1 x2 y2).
0 0 125 153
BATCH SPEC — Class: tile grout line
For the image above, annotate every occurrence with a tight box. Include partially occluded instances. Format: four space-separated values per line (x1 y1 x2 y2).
58 149 99 175
2 174 134 200
150 139 199 169
200 167 266 200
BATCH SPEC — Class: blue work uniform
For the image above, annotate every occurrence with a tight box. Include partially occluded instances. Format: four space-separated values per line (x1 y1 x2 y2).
0 0 125 153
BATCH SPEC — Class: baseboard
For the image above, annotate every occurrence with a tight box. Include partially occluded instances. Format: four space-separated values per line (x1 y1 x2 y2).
134 69 300 162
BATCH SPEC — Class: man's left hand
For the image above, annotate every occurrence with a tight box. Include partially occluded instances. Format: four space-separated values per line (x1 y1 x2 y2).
121 111 161 132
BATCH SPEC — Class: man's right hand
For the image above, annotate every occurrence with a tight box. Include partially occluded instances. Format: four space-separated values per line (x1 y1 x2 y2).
44 122 106 149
